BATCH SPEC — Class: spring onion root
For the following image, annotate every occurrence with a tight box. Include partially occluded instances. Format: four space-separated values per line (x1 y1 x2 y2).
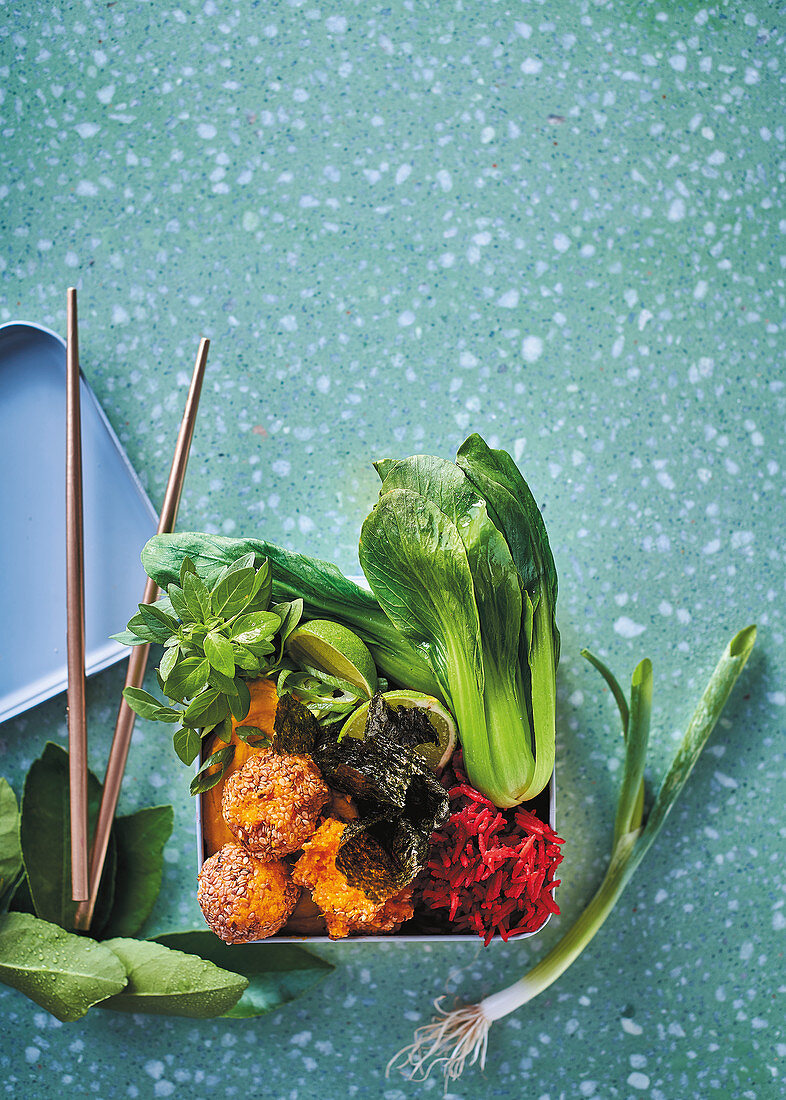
386 997 493 1083
388 625 755 1086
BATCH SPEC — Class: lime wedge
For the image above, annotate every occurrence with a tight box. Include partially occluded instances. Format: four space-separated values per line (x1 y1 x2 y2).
340 689 457 772
285 619 378 698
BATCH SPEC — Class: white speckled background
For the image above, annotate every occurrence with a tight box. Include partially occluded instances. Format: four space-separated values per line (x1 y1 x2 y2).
1 2 783 1097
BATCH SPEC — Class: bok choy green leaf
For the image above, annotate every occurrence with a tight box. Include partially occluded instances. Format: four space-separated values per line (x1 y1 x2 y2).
359 435 559 807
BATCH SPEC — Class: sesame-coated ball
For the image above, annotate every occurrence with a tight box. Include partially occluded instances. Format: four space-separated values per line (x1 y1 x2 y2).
197 842 299 943
221 747 329 860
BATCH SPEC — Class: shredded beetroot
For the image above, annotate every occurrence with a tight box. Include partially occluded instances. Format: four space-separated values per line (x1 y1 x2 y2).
417 753 565 945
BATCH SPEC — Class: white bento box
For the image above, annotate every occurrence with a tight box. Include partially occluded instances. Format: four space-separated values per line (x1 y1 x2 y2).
195 762 556 945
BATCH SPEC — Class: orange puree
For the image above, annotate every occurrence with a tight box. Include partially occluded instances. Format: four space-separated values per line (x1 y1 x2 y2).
201 678 279 857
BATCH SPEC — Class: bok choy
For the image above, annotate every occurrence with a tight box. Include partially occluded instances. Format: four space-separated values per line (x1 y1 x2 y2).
359 434 559 807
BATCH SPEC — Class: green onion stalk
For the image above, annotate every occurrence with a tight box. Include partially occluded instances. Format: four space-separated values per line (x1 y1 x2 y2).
387 625 756 1086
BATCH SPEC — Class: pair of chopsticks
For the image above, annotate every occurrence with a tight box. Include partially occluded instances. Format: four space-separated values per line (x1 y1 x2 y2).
65 287 209 930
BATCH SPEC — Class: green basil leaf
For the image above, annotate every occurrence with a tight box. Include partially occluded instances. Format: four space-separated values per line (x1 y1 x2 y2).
101 806 174 940
228 678 251 723
189 746 235 795
167 583 193 623
152 933 332 1019
0 779 22 898
124 614 168 644
183 570 212 621
233 645 264 674
207 665 239 697
234 725 271 748
158 643 181 683
150 594 177 618
212 715 233 744
122 687 183 723
183 688 229 729
205 630 236 677
216 552 256 578
230 610 281 644
211 567 255 619
182 621 209 646
0 913 127 1021
137 603 178 641
109 629 149 646
246 560 272 610
272 599 304 645
19 744 116 932
179 555 197 587
101 938 246 1017
240 637 276 658
173 726 203 766
164 656 211 702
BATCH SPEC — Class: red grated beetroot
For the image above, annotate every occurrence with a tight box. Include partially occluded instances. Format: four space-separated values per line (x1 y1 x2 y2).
417 753 564 945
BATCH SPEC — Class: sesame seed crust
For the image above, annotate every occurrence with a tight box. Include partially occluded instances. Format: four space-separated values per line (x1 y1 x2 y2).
221 747 330 860
197 842 300 943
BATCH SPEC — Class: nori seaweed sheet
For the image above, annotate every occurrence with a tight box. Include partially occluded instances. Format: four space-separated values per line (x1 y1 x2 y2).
273 692 318 756
336 816 428 903
275 688 450 900
318 729 412 813
404 770 450 835
364 692 438 751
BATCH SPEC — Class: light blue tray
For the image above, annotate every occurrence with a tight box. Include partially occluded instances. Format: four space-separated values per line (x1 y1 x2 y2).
0 321 158 723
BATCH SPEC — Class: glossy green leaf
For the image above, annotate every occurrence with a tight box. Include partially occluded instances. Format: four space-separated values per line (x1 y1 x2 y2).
0 779 22 897
158 643 181 683
183 687 229 729
109 628 148 646
124 614 168 644
166 582 193 622
183 570 212 621
101 806 174 940
101 938 246 1017
164 656 211 702
20 743 116 932
230 610 281 644
205 630 235 677
173 726 202 766
153 932 333 1018
234 725 271 747
207 665 240 697
122 687 183 723
136 603 178 642
0 912 126 1021
228 678 251 722
190 746 235 795
179 555 197 587
211 567 255 619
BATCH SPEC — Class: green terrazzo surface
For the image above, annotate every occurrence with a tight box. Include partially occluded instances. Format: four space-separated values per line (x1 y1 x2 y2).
1 2 783 1097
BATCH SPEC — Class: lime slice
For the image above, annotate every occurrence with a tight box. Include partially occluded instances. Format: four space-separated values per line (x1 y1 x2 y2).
340 689 457 772
285 619 378 698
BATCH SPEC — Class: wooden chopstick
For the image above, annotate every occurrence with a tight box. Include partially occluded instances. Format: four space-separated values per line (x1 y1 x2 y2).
66 287 89 904
74 337 209 931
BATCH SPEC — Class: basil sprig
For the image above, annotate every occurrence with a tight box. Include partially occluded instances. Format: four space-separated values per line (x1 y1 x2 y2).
116 553 304 793
117 552 375 794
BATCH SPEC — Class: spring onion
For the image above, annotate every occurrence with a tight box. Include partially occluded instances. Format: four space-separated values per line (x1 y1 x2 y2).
387 624 756 1085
